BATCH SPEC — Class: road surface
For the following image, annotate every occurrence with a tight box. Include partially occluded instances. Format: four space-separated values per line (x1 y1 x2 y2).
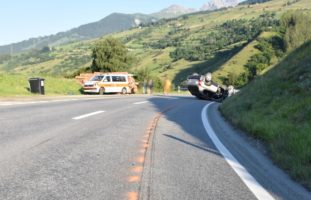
0 95 310 200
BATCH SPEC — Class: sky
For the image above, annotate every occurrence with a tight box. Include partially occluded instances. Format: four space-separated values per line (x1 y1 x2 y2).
0 0 211 46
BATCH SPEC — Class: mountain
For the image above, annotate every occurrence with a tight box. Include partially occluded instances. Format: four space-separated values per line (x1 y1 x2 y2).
240 0 272 4
151 4 196 19
0 13 156 55
201 0 239 11
0 1 242 55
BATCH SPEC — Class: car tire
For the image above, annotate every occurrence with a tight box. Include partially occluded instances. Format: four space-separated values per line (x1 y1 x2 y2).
99 88 105 95
121 87 127 95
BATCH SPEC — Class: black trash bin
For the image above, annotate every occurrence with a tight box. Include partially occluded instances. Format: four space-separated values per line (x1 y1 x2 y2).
28 78 45 95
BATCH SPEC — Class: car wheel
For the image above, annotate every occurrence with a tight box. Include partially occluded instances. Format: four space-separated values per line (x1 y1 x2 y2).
121 87 127 95
99 88 105 95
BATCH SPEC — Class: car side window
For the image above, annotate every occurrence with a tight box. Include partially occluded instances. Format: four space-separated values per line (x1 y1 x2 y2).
112 76 118 82
112 76 126 82
91 75 104 81
103 76 111 82
120 76 126 82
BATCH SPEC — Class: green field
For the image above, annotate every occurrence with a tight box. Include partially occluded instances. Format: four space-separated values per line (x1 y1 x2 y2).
0 73 82 96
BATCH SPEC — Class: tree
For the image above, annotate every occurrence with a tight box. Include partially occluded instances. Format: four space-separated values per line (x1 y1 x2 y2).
40 46 51 53
91 37 133 72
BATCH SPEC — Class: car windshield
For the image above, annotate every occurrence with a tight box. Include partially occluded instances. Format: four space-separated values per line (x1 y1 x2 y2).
90 75 104 81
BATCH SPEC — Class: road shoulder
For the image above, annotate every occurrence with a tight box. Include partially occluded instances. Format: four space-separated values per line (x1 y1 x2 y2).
208 103 311 200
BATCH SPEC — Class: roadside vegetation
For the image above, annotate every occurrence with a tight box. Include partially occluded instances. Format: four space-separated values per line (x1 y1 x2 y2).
220 10 311 189
0 73 82 96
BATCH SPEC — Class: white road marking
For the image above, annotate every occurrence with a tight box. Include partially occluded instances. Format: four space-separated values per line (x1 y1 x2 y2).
201 102 275 200
133 101 148 105
0 99 79 106
0 96 126 107
51 99 79 102
0 103 13 106
0 101 46 106
156 96 179 100
72 111 105 120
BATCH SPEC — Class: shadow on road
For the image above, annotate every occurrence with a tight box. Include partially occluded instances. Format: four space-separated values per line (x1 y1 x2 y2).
146 95 219 155
163 134 220 156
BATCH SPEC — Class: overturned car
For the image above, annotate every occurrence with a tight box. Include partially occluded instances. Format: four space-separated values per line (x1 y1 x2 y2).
187 73 238 102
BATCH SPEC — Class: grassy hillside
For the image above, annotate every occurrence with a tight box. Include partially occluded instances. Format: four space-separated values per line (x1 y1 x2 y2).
220 41 311 189
0 74 82 96
114 0 311 84
0 13 156 55
1 0 310 86
211 31 280 84
0 40 93 77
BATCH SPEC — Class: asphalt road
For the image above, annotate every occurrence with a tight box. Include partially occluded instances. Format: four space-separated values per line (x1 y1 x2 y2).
0 95 310 200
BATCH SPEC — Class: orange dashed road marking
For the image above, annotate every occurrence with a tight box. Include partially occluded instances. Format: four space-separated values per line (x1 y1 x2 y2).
142 143 149 148
136 156 145 164
127 192 138 200
126 106 175 200
132 166 143 173
125 115 157 199
128 176 140 183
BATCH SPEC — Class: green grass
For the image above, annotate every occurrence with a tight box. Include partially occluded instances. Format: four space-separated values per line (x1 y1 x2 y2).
0 73 82 96
220 41 311 190
212 31 279 84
